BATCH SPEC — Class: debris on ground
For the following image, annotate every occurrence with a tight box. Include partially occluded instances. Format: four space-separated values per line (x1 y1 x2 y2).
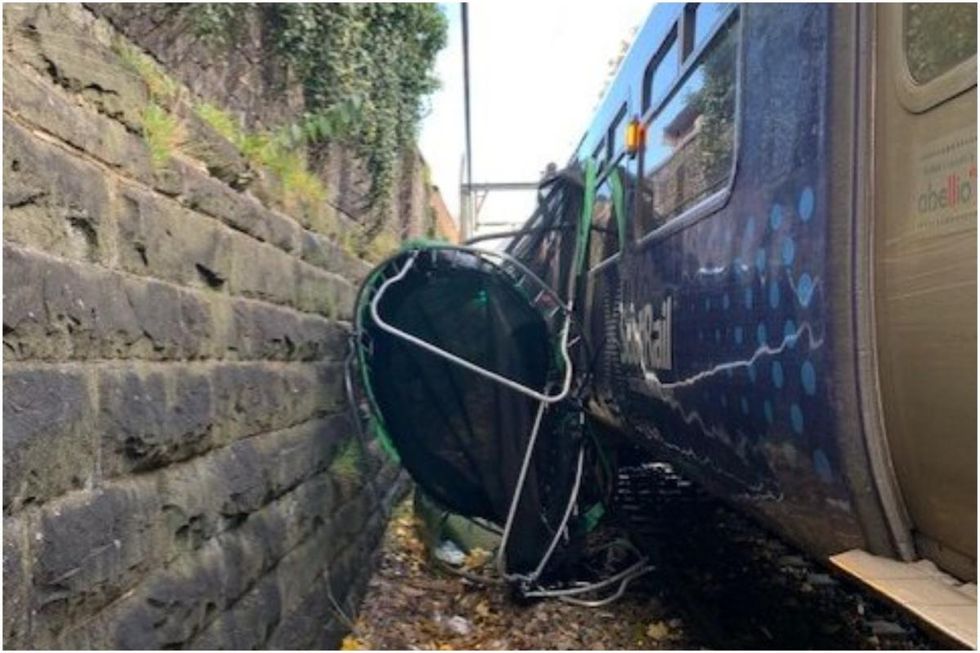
348 464 938 650
348 494 690 650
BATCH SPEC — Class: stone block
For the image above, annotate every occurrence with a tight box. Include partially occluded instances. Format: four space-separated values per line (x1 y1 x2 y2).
3 119 113 265
188 573 283 650
252 416 347 500
2 63 155 183
60 528 268 649
261 527 341 649
2 244 220 362
300 229 371 283
265 579 326 650
3 515 32 648
129 537 265 647
4 4 149 132
210 362 344 444
3 367 96 512
176 162 301 254
226 232 298 308
333 493 371 541
41 253 142 360
63 469 344 649
45 257 140 359
3 244 53 360
279 474 337 554
98 366 214 476
115 185 232 291
121 279 185 359
229 299 347 362
155 423 337 559
177 288 216 359
299 527 387 650
191 511 348 649
295 261 355 319
175 107 252 190
297 313 350 361
33 479 164 629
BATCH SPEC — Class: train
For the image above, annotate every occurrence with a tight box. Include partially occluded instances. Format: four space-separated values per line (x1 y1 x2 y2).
506 3 976 644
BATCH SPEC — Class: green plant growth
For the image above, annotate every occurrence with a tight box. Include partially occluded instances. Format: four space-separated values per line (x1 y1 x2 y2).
142 102 184 167
330 437 364 484
114 40 179 105
195 101 334 227
189 4 447 208
194 101 242 144
362 230 401 264
424 205 441 240
114 39 185 167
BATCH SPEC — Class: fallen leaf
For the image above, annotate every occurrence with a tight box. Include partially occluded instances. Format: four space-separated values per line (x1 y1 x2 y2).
463 547 492 570
646 621 670 640
340 635 365 650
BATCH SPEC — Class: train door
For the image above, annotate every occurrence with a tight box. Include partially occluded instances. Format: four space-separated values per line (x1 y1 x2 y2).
872 4 977 581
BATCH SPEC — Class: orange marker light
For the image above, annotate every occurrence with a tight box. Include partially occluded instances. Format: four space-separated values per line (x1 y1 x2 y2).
625 118 645 156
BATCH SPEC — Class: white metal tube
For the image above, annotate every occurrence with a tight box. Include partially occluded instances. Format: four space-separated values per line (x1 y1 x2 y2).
368 253 574 405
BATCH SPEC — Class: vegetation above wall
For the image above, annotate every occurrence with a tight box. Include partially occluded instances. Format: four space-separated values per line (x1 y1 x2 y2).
112 13 443 263
190 3 448 209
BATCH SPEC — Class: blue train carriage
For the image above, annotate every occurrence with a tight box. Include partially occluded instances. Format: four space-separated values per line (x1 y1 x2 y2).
521 3 976 644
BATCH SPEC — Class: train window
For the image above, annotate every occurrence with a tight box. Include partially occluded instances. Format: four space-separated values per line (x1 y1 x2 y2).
689 3 733 54
636 9 738 236
609 104 628 157
904 4 977 84
643 26 680 112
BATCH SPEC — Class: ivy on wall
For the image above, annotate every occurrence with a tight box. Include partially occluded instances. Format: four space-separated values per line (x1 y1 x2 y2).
190 3 447 208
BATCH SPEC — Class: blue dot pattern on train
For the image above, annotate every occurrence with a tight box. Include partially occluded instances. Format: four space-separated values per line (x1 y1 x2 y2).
768 279 780 309
798 187 815 222
796 273 814 307
801 360 816 396
769 203 783 230
790 404 804 436
771 360 784 388
631 184 831 492
783 319 797 348
712 186 827 481
781 237 795 266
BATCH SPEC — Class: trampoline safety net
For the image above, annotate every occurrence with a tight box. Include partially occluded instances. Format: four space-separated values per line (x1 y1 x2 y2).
348 164 647 597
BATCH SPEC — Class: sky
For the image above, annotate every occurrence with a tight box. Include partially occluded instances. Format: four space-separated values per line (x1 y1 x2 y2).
418 2 652 237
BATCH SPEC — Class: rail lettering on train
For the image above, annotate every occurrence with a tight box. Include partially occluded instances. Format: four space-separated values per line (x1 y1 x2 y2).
620 296 673 372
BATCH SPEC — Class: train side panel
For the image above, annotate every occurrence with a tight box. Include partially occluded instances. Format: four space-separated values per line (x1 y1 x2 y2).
598 4 872 557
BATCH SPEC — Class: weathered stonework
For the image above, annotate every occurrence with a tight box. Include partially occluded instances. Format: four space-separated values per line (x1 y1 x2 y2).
3 4 407 649
86 2 441 243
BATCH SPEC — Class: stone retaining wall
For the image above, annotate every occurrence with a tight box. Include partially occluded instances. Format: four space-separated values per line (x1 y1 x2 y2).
2 4 406 648
88 3 432 241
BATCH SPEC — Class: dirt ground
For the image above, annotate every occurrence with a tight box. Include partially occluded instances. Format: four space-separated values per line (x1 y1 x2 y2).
344 494 690 650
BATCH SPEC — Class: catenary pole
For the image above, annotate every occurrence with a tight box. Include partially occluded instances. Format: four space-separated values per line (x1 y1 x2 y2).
461 3 474 239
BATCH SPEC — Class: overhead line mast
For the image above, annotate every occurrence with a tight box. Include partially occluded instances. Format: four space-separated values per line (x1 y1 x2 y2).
461 3 474 240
